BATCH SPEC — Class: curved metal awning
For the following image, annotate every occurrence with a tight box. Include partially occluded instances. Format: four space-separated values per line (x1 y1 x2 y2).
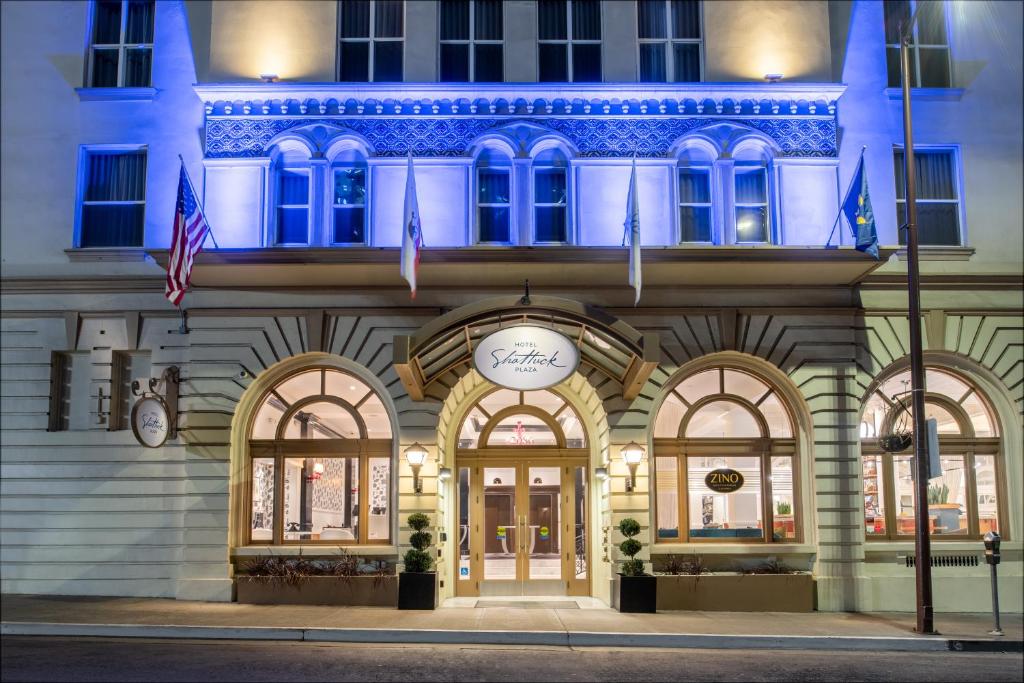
393 295 659 401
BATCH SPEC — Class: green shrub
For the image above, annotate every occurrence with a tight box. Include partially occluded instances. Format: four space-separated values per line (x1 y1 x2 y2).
775 501 792 516
409 530 433 551
618 518 641 537
617 517 646 577
621 559 645 577
403 548 434 573
408 512 430 531
404 513 434 573
619 538 642 557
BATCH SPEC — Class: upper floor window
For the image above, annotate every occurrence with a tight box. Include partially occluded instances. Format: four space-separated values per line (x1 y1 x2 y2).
78 148 147 248
533 148 569 243
538 0 602 82
476 149 513 244
338 0 404 82
883 0 951 88
678 153 712 243
860 366 1002 540
88 0 155 87
440 0 504 82
894 148 961 246
734 163 769 243
275 169 310 245
638 0 702 82
332 154 368 245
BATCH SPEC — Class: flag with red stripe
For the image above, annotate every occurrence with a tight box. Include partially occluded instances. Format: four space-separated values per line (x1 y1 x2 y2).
165 163 212 306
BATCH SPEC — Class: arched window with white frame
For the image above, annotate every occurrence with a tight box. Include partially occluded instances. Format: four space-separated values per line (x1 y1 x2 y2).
859 365 1004 540
653 366 798 543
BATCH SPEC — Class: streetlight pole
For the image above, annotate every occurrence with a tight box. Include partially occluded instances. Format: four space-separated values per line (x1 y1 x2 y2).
899 10 935 635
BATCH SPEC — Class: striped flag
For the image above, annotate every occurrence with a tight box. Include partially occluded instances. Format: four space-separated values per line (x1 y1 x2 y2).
400 152 424 298
165 162 213 306
622 155 642 306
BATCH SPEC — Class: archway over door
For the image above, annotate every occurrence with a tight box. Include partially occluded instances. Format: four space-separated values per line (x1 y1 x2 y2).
435 369 612 601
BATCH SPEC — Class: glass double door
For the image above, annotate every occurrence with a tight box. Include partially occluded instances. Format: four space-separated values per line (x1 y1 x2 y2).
456 455 589 596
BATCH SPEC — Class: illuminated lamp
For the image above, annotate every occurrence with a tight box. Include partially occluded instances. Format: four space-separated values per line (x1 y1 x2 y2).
621 442 645 493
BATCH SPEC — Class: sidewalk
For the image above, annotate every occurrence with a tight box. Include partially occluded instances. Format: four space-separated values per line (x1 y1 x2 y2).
2 594 1020 652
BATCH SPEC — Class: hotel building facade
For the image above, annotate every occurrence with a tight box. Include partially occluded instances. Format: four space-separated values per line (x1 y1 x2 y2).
1 0 1021 613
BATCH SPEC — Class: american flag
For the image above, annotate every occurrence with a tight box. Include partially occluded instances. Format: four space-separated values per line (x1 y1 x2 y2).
165 163 213 306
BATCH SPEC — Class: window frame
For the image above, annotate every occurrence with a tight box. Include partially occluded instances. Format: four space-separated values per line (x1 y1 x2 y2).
677 164 713 244
273 167 312 246
733 163 772 244
474 165 514 245
439 0 505 82
86 0 155 88
530 151 572 245
337 0 405 83
893 145 965 247
330 163 369 246
47 352 73 432
75 144 148 249
883 0 953 89
538 0 603 83
637 0 704 83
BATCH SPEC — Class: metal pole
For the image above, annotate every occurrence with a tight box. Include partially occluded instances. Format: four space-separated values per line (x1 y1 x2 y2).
900 27 935 636
989 562 1003 636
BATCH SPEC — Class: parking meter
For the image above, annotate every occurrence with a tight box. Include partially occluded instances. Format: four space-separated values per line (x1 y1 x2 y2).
983 531 1003 635
984 531 1001 565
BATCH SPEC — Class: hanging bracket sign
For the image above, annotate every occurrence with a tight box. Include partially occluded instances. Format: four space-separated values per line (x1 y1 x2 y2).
704 468 745 493
131 395 171 448
472 325 580 390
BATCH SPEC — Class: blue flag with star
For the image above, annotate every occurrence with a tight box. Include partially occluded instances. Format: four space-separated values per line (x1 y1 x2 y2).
841 152 879 259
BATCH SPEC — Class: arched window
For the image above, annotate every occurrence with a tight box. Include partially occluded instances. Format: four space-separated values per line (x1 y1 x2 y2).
532 147 570 244
653 367 797 543
860 366 1002 540
269 141 313 246
475 147 513 244
457 388 586 449
247 367 392 545
329 147 368 245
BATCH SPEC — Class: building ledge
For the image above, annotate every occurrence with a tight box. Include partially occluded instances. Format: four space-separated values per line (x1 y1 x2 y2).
232 545 397 557
64 247 152 262
884 87 965 102
146 246 892 290
75 87 158 102
894 246 975 261
864 540 1022 554
652 543 817 555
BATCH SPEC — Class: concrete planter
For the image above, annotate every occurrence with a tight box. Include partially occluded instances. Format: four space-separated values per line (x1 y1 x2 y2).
236 575 398 607
656 574 815 612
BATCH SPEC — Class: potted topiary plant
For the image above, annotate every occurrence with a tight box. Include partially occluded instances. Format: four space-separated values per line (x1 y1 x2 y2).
612 517 656 613
398 512 438 610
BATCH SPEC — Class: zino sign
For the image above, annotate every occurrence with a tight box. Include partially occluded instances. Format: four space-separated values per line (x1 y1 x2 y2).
704 468 744 493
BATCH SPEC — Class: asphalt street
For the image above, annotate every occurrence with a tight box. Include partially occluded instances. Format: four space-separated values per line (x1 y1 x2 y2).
2 637 1023 682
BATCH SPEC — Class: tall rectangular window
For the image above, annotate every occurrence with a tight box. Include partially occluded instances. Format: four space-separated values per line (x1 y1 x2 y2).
534 167 568 242
48 352 73 432
338 0 404 82
678 166 711 242
894 149 961 245
734 165 769 243
332 165 367 244
440 0 504 82
477 168 511 242
110 351 150 431
638 0 702 82
538 0 602 82
883 0 951 88
276 170 310 245
88 0 155 87
79 149 147 248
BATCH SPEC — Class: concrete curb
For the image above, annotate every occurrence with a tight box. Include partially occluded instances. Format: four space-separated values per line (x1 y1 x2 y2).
4 621 1022 652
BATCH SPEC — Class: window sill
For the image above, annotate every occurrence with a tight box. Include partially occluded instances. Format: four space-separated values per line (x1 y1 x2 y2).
75 87 158 102
233 545 397 557
65 247 151 262
884 87 964 102
865 540 1018 553
651 543 815 555
893 246 974 261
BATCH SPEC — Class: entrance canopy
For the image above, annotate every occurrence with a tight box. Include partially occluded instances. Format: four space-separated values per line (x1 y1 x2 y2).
394 296 659 401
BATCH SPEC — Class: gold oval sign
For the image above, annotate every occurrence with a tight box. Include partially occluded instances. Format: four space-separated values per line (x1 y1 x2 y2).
704 468 744 493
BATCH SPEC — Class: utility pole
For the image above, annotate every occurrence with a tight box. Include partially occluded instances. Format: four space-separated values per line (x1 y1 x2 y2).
899 7 935 635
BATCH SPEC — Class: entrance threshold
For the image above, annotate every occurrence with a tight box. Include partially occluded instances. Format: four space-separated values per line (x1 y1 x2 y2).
441 596 608 610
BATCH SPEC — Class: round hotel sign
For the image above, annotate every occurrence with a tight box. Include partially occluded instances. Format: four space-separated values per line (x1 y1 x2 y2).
705 468 744 493
473 325 580 391
131 395 170 448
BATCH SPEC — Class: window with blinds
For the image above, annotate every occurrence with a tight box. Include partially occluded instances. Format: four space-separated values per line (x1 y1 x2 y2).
87 0 155 88
440 0 504 82
538 0 602 83
78 149 147 248
894 148 962 246
638 0 703 82
338 0 404 82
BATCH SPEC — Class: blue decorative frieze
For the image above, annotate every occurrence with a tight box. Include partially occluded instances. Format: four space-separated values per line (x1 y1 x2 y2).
205 116 837 159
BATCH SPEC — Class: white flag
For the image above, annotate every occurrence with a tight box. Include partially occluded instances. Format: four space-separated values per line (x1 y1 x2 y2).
400 152 423 298
623 156 641 306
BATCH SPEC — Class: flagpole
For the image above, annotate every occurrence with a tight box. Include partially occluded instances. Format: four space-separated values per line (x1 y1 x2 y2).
178 154 220 249
824 145 868 249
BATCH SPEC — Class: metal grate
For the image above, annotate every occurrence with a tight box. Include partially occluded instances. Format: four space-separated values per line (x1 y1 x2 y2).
904 554 979 568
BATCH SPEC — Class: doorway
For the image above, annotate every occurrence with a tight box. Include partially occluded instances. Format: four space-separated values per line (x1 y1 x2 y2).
456 455 589 596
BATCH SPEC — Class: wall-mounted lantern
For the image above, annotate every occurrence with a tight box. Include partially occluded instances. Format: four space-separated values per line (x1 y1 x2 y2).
405 443 428 494
621 442 645 493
